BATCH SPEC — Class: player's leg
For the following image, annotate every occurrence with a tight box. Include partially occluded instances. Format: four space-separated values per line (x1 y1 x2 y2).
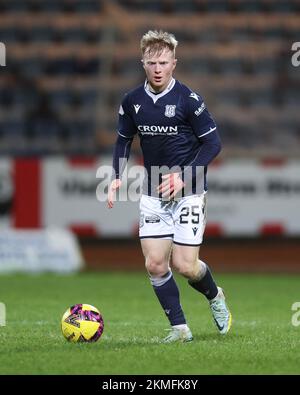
139 195 192 342
172 194 232 334
141 238 193 343
171 244 218 300
172 244 232 334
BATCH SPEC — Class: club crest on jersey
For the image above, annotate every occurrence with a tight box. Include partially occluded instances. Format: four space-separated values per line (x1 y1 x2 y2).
164 105 176 118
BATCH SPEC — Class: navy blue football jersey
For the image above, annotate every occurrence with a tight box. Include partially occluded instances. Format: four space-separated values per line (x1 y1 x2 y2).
116 78 221 197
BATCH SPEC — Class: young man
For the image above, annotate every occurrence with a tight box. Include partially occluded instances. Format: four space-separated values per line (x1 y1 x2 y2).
107 30 232 343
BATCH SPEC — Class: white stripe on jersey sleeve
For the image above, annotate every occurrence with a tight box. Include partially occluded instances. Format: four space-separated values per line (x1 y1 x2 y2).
198 126 216 138
118 131 134 139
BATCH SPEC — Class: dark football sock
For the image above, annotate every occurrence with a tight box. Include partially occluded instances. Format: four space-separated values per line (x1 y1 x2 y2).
188 263 218 300
153 274 186 326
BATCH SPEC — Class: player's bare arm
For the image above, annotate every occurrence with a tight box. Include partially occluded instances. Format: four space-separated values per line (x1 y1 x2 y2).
107 179 122 209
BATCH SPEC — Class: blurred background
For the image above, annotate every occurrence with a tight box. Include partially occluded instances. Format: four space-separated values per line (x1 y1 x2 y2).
0 0 300 274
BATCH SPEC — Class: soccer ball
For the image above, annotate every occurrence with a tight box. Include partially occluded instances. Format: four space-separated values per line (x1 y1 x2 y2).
61 303 104 342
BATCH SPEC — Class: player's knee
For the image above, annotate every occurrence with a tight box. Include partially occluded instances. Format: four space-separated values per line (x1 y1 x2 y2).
145 257 168 276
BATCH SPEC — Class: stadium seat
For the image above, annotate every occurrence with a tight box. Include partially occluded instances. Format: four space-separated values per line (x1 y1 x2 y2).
0 0 299 155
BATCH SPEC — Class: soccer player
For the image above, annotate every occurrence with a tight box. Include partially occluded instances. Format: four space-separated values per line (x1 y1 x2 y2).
107 30 232 343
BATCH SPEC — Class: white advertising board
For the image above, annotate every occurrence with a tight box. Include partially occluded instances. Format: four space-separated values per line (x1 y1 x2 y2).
41 157 300 236
0 229 84 273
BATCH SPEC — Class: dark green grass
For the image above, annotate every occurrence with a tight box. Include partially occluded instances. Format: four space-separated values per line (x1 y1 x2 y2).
0 271 299 374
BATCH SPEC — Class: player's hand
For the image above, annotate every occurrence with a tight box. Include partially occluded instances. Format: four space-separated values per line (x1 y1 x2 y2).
157 172 185 200
107 179 122 209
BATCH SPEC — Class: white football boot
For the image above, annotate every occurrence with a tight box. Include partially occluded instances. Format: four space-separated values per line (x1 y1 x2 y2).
209 287 232 334
162 325 193 343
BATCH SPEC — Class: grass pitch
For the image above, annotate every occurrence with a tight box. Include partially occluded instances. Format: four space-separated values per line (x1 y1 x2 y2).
0 271 299 375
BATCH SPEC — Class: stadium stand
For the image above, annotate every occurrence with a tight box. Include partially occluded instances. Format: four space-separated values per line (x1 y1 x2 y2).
0 0 299 156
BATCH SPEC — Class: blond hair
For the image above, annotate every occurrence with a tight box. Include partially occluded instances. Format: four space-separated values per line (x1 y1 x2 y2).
140 30 178 58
